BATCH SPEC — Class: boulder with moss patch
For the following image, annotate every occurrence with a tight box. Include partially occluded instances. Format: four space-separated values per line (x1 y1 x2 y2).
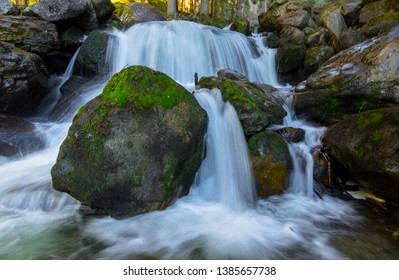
51 66 207 218
248 131 292 198
198 70 285 136
324 107 399 203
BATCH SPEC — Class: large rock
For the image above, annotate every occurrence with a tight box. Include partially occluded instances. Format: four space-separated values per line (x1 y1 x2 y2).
324 107 399 203
0 41 49 115
0 0 18 15
23 0 88 22
59 26 86 54
277 43 307 73
0 114 43 157
320 2 348 49
52 66 207 218
295 27 399 124
198 70 286 136
23 0 99 31
73 30 111 78
90 0 115 23
0 15 59 56
248 131 292 198
120 3 165 27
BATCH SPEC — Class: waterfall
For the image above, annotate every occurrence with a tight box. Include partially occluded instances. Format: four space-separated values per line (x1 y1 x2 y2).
270 94 327 198
106 21 279 85
191 89 255 211
0 20 364 260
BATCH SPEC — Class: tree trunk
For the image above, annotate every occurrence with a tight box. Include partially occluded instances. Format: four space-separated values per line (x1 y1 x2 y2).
200 0 209 16
167 0 177 17
221 0 225 19
236 0 244 19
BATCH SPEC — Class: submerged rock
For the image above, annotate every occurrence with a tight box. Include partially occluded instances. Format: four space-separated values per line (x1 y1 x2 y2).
52 66 207 218
248 131 292 198
0 114 43 157
324 107 399 203
198 70 285 136
0 41 49 115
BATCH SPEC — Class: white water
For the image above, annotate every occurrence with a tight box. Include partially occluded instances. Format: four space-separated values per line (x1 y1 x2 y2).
0 20 366 259
106 21 279 85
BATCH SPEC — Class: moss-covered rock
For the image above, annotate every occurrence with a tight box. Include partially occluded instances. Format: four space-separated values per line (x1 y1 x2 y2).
277 43 307 73
324 107 399 203
198 70 286 136
51 66 207 218
248 131 292 198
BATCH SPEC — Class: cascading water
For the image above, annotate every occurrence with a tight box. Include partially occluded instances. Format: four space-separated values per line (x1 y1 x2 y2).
106 21 279 85
0 20 387 260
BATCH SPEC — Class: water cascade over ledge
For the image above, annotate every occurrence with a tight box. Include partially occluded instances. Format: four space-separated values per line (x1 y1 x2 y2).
0 20 384 259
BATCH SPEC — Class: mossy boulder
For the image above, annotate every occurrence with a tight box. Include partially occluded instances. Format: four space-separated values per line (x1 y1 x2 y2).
295 27 399 124
0 15 60 56
198 70 286 136
324 107 399 203
51 66 207 218
0 41 49 115
90 0 115 23
248 131 292 198
73 30 111 78
277 43 307 73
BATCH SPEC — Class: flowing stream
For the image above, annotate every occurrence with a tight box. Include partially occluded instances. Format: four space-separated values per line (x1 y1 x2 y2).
0 21 398 259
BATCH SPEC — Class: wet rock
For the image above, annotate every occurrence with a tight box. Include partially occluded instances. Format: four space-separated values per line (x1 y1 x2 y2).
0 114 43 157
0 41 49 115
52 66 207 218
280 26 305 45
73 30 111 78
324 107 399 203
248 131 292 198
274 127 305 143
305 27 330 47
0 15 60 56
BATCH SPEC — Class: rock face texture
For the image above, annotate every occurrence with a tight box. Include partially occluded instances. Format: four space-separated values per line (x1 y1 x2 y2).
0 41 49 115
0 15 60 56
324 107 399 203
52 66 207 218
295 27 399 124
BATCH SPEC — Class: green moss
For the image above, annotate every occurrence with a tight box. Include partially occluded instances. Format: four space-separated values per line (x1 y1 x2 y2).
372 131 383 143
357 146 366 157
358 112 384 129
319 97 342 121
221 80 257 109
319 82 338 92
100 66 189 112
